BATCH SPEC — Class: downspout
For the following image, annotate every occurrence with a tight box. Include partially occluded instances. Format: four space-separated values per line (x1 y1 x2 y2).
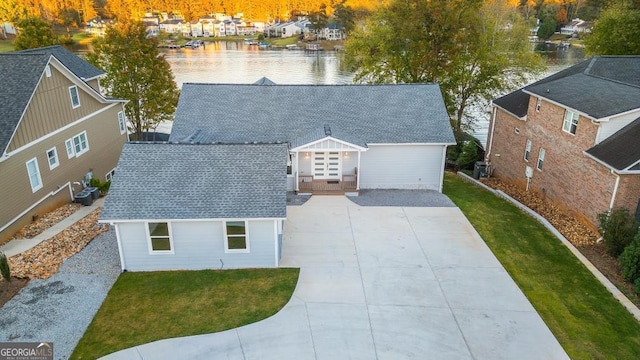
485 107 498 177
439 145 447 193
609 170 621 210
112 223 127 271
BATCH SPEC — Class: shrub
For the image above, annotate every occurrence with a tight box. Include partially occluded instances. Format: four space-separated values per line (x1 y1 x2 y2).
635 278 640 296
456 140 479 170
0 250 10 282
597 207 639 257
89 178 112 196
619 234 640 283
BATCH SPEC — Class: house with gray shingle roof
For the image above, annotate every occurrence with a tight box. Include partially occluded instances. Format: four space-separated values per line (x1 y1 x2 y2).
0 46 128 242
487 56 640 226
99 82 455 271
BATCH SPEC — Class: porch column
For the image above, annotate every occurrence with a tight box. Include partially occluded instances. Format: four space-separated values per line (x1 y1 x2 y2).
356 150 361 190
294 151 299 191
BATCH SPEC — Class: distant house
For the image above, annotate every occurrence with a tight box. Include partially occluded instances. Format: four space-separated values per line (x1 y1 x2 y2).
190 20 204 37
561 18 593 35
101 81 455 271
486 56 640 226
159 19 188 35
85 17 116 37
322 23 344 40
0 46 128 242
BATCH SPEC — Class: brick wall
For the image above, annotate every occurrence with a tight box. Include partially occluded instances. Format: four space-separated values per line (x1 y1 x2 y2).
487 96 618 226
615 175 640 218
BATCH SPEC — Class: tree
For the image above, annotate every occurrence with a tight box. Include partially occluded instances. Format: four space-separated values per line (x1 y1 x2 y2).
13 17 61 50
585 2 640 55
537 17 557 39
332 0 355 34
310 3 328 34
344 0 543 136
87 21 180 140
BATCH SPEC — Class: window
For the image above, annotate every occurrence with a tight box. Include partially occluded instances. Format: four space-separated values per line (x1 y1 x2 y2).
65 139 75 158
537 148 545 170
106 169 116 182
45 65 51 78
225 221 249 252
46 147 59 170
524 140 532 161
117 111 126 134
26 158 43 192
147 222 173 253
535 97 542 112
563 110 579 134
69 85 80 108
72 131 89 156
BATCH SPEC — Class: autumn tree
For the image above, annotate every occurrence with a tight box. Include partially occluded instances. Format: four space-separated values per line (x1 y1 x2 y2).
332 0 355 34
13 17 61 50
345 0 543 136
585 2 640 54
87 21 180 139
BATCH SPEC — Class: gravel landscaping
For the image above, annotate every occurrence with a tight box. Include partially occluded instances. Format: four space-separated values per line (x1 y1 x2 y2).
0 229 120 360
348 189 456 207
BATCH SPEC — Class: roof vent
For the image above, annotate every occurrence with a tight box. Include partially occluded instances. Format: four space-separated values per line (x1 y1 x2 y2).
324 124 331 136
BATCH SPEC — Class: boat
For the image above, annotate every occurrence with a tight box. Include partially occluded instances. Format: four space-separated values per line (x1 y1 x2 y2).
258 42 270 49
184 40 204 48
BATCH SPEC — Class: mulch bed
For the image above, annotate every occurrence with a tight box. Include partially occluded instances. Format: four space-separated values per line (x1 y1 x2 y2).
0 207 109 308
3 203 83 245
481 178 640 307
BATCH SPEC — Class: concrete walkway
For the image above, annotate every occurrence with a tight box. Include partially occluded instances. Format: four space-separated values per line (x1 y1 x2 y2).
0 198 104 257
102 196 568 360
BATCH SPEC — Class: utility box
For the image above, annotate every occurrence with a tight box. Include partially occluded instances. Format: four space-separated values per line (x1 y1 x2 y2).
85 187 100 200
74 191 93 206
473 161 487 179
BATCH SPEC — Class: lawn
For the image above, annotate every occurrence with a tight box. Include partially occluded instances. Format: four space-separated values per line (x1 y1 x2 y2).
0 39 14 53
443 173 640 359
71 268 299 359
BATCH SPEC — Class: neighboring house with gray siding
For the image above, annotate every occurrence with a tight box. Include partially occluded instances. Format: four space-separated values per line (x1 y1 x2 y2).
0 46 128 242
99 143 287 271
100 82 455 271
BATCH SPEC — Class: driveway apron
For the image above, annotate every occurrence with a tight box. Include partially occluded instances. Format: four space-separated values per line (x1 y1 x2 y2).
101 196 568 360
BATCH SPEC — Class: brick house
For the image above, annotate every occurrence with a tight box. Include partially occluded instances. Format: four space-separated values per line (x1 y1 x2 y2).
485 56 640 227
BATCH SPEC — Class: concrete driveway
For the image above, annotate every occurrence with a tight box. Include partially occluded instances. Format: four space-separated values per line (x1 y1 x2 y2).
102 196 568 360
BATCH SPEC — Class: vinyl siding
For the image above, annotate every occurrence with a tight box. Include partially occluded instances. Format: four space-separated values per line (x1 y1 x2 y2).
116 219 278 271
596 109 640 144
359 145 444 190
7 65 106 152
0 104 127 236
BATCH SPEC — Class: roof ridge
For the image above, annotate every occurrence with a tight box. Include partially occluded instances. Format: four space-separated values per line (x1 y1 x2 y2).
584 57 640 89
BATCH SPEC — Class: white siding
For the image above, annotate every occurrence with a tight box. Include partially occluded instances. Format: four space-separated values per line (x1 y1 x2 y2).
359 145 445 190
298 153 313 175
287 176 295 191
342 152 358 175
597 109 640 144
116 219 278 271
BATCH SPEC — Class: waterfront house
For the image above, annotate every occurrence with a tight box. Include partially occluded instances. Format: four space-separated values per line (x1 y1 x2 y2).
101 82 455 271
0 46 128 242
486 56 640 226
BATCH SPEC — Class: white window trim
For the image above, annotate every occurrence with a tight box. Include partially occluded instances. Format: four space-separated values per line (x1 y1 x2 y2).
46 147 59 170
537 148 545 171
524 139 531 162
65 139 75 158
562 110 578 135
71 131 89 157
26 157 43 193
106 169 116 182
69 85 81 109
145 222 175 254
224 220 250 253
117 111 127 135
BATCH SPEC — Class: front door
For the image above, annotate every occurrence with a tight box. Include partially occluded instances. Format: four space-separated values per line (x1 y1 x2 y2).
313 152 341 180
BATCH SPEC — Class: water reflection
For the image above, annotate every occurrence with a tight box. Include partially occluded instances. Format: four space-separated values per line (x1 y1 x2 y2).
161 41 354 86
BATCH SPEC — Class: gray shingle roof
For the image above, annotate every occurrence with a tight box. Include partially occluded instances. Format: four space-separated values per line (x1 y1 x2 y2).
100 143 288 221
0 53 50 155
525 56 640 119
17 45 104 80
586 117 640 171
169 84 455 145
494 57 640 120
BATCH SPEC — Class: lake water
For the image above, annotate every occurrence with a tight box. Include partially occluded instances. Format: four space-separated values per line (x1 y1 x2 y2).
160 41 586 143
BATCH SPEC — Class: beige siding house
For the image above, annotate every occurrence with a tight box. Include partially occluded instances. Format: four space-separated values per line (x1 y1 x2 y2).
0 46 128 242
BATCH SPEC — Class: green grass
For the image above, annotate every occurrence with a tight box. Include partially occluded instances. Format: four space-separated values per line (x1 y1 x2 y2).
269 37 300 46
443 173 640 359
71 268 299 359
0 39 14 53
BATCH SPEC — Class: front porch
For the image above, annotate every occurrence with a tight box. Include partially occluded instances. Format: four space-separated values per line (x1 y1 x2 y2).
297 173 358 195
